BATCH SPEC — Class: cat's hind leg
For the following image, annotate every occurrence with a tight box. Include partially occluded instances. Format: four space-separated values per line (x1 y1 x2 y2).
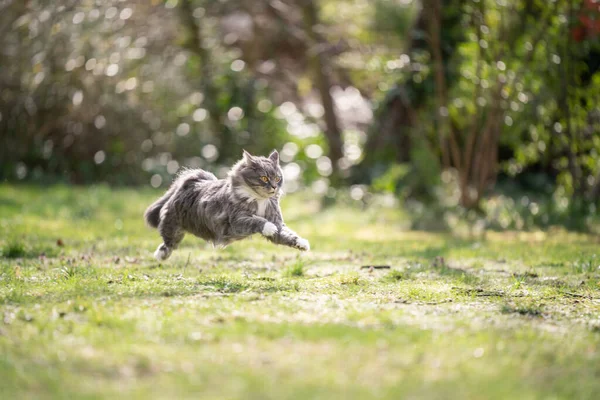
155 209 185 261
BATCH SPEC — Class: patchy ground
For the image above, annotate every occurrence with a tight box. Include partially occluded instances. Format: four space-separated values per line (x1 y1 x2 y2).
1 185 599 399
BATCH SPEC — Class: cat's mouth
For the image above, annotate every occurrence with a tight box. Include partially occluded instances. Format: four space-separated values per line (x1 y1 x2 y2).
250 186 277 199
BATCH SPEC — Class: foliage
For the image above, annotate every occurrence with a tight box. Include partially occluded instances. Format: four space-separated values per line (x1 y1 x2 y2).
0 1 301 185
358 0 600 211
1 0 600 226
0 240 26 259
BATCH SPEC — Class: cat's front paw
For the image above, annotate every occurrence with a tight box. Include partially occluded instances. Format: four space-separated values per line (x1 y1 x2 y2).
295 238 310 252
262 222 278 237
154 244 172 261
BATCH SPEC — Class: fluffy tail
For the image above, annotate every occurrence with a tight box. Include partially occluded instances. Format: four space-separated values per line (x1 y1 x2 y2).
144 169 217 228
144 186 175 228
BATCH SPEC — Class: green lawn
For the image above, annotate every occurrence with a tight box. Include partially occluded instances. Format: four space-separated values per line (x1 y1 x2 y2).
1 184 599 399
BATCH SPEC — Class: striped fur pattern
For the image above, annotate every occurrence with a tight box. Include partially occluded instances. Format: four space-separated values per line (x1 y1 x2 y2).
144 150 310 260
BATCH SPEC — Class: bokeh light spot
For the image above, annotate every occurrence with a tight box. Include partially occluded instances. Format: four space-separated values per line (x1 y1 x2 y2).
201 144 219 162
176 123 190 137
231 59 245 72
150 174 163 188
305 144 323 159
193 108 208 122
227 107 244 121
94 151 106 165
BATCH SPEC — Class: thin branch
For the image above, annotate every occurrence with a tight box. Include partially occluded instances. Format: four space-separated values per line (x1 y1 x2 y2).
561 0 582 196
427 0 451 168
462 2 485 196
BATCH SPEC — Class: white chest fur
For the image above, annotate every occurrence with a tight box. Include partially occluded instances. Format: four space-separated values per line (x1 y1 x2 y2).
234 185 270 217
256 198 269 217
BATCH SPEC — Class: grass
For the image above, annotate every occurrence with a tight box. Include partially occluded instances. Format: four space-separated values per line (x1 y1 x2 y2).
283 258 305 277
1 239 27 258
0 183 600 399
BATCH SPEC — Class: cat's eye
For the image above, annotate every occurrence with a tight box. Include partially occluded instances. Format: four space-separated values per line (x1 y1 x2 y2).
260 176 269 183
275 176 281 182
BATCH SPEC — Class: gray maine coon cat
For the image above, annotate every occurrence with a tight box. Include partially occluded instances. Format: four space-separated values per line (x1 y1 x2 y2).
144 149 310 260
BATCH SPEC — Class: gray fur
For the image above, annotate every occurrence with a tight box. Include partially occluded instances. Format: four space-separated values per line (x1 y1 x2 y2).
144 150 310 260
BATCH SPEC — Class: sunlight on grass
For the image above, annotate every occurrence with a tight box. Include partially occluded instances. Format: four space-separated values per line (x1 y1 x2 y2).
283 258 306 277
1 185 599 399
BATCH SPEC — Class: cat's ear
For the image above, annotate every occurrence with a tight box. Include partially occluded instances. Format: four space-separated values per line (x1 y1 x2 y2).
268 150 279 164
242 149 255 164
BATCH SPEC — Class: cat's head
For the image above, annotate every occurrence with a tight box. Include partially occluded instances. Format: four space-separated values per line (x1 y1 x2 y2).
230 150 284 199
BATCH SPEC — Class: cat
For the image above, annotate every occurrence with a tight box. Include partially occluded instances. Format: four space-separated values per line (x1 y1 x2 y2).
144 149 310 260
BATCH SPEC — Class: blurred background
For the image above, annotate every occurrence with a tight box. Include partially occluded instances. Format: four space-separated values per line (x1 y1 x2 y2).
1 0 599 232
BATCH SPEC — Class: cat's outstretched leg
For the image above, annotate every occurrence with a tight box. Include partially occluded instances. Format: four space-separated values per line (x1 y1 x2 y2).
269 225 310 251
155 207 185 261
231 215 278 238
230 215 309 251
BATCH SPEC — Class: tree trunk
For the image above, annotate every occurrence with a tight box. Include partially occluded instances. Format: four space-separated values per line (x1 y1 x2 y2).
427 0 451 169
355 0 467 182
302 0 344 178
561 0 584 198
179 0 225 154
